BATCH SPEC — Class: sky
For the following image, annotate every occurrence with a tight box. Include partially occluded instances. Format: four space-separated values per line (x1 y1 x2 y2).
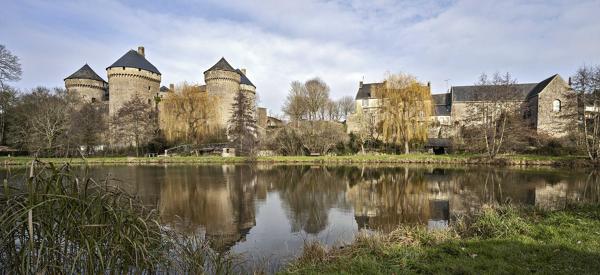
1 0 599 115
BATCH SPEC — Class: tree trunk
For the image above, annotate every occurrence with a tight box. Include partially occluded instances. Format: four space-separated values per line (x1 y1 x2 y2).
404 140 409 154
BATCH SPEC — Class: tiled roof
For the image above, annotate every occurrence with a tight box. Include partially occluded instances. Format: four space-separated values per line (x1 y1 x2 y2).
107 50 161 74
450 75 558 102
64 64 106 82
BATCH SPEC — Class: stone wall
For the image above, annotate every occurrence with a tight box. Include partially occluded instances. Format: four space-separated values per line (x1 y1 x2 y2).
64 78 106 103
107 67 161 117
535 76 574 138
204 70 241 127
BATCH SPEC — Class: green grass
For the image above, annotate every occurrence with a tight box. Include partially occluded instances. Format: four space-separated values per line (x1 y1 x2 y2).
282 205 600 275
0 153 588 167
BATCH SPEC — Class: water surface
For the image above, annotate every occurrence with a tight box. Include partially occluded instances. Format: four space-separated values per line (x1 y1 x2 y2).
3 164 599 271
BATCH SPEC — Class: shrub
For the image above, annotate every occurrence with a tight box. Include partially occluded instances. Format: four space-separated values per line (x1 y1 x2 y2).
465 205 530 239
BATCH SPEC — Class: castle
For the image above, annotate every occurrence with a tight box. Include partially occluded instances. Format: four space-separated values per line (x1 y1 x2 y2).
64 46 258 136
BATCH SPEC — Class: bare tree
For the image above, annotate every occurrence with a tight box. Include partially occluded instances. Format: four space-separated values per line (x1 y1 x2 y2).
0 86 17 145
337 96 355 121
112 96 157 157
228 91 258 156
304 78 329 120
325 99 341 121
572 65 600 160
9 87 73 155
0 45 22 88
282 81 308 124
160 83 218 144
461 72 528 159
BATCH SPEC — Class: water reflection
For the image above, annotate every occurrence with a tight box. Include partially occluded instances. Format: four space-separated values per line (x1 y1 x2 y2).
2 164 599 269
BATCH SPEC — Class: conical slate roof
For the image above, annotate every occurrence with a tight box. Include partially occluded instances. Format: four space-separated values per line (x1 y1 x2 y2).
236 69 255 87
64 64 106 82
204 57 236 73
107 50 161 74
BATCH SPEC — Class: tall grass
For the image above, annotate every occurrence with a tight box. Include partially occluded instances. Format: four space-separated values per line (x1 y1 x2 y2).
0 160 242 273
0 161 165 273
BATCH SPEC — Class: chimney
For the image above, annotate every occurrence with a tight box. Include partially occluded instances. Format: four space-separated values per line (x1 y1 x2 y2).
568 77 572 86
359 81 363 88
427 81 431 87
137 46 145 57
240 68 247 75
169 83 175 92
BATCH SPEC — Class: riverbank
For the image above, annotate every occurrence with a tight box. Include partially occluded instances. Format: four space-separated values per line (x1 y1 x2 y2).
283 204 600 274
0 154 588 167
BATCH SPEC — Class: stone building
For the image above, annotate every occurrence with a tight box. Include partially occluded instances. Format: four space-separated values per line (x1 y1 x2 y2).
65 48 260 149
64 64 108 103
203 57 256 127
347 74 575 150
106 47 162 116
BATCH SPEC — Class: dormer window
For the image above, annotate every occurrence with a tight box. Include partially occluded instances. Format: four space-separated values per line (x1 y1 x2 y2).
553 99 561 112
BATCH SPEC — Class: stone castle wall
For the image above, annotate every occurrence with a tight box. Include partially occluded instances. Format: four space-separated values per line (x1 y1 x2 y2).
64 78 106 103
107 67 161 116
204 70 241 127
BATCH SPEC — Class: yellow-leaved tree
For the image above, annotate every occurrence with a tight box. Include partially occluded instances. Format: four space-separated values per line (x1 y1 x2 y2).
376 73 432 154
159 83 218 144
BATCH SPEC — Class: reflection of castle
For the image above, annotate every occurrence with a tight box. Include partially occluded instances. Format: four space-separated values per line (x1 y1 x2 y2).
158 165 264 251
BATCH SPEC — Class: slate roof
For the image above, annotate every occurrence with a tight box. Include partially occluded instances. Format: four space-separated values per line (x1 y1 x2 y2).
205 57 236 73
107 50 161 74
236 69 255 87
451 75 558 102
159 86 170 93
355 83 382 100
64 64 106 82
432 93 451 116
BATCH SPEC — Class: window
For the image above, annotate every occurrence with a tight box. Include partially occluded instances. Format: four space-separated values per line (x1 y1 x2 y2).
91 97 97 103
362 99 368 107
553 99 561 112
147 99 152 104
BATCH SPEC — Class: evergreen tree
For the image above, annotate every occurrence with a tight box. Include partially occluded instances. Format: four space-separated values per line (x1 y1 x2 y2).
227 91 257 156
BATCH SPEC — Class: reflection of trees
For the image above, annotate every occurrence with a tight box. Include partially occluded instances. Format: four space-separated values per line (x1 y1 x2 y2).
347 167 441 231
258 166 351 234
158 165 264 251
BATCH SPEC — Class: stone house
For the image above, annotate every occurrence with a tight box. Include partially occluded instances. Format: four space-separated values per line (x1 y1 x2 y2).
347 74 575 150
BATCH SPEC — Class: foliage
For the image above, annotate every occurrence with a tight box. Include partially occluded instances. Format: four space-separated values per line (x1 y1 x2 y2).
298 120 347 155
376 72 433 154
269 126 305 156
159 83 219 144
227 91 257 156
0 85 17 145
111 96 157 157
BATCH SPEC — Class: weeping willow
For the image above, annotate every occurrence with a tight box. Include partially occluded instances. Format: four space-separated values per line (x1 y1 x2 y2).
159 83 219 144
376 73 433 154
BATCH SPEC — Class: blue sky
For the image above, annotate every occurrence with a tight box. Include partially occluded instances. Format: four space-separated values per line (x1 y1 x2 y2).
1 0 599 115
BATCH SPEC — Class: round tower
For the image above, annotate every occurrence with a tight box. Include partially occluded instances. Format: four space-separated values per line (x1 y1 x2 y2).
107 46 161 117
237 68 257 117
64 64 107 103
204 58 241 127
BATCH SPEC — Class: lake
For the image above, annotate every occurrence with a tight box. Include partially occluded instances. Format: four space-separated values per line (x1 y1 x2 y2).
2 164 599 272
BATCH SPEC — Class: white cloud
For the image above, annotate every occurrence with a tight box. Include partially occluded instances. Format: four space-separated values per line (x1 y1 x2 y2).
1 0 599 115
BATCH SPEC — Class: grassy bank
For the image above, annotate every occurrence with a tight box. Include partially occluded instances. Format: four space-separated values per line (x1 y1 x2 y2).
0 153 588 167
283 205 600 274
